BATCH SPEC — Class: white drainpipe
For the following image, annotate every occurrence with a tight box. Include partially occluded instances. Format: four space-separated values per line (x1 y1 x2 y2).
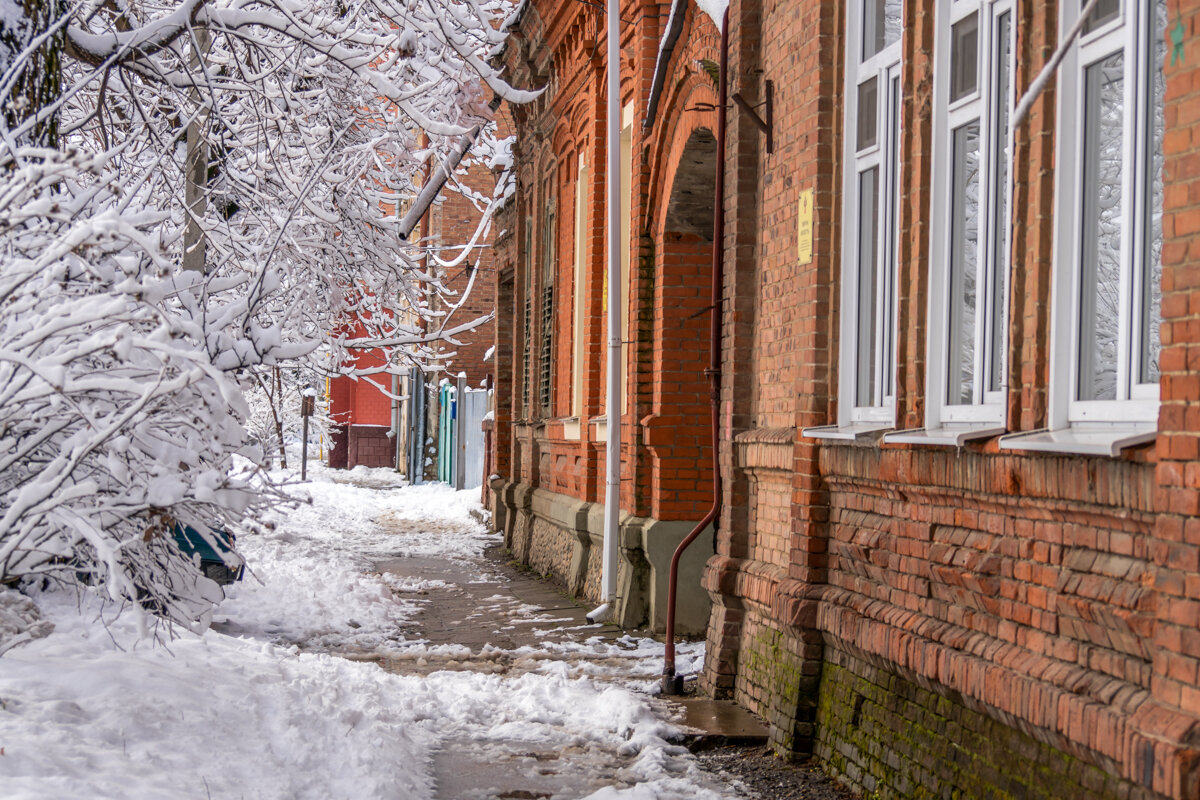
588 0 622 626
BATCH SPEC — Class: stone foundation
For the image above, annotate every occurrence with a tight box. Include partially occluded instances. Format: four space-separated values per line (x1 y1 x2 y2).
815 644 1163 800
492 479 712 634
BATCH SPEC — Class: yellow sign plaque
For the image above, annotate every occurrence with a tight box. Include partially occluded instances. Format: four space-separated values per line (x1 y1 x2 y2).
797 189 814 265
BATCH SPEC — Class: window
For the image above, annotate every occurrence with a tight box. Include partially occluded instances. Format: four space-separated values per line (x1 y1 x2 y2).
893 0 1012 446
1003 0 1165 456
521 215 533 417
808 0 903 441
570 153 588 428
539 190 557 416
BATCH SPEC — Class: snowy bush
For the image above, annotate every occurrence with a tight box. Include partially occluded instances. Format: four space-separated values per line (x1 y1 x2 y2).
0 0 531 631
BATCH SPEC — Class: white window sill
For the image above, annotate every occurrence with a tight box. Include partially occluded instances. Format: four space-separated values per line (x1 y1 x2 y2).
997 426 1156 457
884 425 1006 447
562 417 581 441
590 415 607 443
801 423 892 441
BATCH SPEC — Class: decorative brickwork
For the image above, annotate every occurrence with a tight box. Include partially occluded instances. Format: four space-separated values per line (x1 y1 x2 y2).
491 0 1200 797
489 0 719 632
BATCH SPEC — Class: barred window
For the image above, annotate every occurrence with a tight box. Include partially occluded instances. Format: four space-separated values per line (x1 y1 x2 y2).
521 216 533 417
539 195 556 416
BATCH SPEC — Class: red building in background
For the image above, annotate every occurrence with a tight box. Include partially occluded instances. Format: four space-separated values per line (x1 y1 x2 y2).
328 339 395 469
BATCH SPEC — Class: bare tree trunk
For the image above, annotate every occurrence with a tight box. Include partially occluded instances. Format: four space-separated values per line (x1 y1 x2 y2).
183 26 211 273
1 0 63 147
274 367 288 469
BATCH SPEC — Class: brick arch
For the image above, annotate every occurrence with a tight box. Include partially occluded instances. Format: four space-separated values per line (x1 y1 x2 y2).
641 120 718 522
644 75 719 237
550 118 574 160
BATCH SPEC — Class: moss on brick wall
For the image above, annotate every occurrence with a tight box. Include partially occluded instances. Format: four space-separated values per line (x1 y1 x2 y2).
815 647 1164 800
735 611 821 755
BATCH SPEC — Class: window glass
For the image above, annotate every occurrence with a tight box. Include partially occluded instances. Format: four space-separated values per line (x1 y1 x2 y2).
1077 51 1124 402
1083 0 1120 34
1140 0 1166 385
858 77 879 150
950 12 980 102
857 167 880 407
987 11 1012 394
863 0 902 60
948 122 981 405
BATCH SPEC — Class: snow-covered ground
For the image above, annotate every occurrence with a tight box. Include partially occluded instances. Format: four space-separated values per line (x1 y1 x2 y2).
0 462 736 800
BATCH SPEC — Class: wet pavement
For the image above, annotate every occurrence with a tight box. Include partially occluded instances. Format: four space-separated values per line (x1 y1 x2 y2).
375 550 625 653
367 534 755 799
357 509 855 800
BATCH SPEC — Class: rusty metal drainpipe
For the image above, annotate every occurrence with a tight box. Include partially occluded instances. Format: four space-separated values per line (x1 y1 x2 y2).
662 6 728 696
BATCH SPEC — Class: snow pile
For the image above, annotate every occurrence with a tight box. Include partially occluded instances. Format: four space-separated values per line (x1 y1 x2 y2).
217 472 490 653
0 592 729 800
0 591 435 800
0 476 738 799
0 589 54 656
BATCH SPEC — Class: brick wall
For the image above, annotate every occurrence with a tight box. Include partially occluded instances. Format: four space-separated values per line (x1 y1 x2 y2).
698 0 1200 798
492 3 720 541
432 154 500 389
647 232 714 520
348 425 394 469
817 646 1161 800
1153 0 1200 738
496 0 1200 797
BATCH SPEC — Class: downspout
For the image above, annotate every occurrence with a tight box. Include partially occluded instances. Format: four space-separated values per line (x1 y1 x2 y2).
586 0 623 625
661 6 728 695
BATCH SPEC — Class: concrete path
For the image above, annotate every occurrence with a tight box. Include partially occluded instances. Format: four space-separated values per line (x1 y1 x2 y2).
369 537 764 799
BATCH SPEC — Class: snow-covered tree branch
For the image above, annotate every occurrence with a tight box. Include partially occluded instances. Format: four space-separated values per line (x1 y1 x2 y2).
0 0 527 632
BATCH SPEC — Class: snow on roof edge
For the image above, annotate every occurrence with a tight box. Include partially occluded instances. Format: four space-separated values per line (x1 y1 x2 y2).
695 0 729 30
644 0 726 129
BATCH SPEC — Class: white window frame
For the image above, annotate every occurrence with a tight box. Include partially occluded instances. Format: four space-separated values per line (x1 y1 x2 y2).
568 152 589 438
809 0 903 441
1004 0 1164 455
895 0 1014 448
1027 0 1156 455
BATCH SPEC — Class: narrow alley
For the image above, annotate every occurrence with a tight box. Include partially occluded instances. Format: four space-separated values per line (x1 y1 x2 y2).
0 466 848 800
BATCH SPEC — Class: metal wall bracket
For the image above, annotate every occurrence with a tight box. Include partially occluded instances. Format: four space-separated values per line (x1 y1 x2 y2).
732 79 773 154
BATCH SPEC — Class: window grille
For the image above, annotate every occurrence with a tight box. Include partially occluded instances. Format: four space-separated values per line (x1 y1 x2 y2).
539 198 557 416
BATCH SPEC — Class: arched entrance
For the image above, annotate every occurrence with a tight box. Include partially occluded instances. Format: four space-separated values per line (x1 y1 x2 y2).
645 127 717 522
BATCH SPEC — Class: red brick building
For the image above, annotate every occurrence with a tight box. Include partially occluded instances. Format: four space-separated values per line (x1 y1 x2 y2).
491 0 1200 797
491 0 722 635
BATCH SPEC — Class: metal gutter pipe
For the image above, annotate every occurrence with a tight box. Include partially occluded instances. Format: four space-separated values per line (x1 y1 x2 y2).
587 0 623 626
661 6 728 695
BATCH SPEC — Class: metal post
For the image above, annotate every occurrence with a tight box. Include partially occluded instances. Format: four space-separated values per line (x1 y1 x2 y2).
300 389 316 481
455 374 468 490
301 416 309 481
